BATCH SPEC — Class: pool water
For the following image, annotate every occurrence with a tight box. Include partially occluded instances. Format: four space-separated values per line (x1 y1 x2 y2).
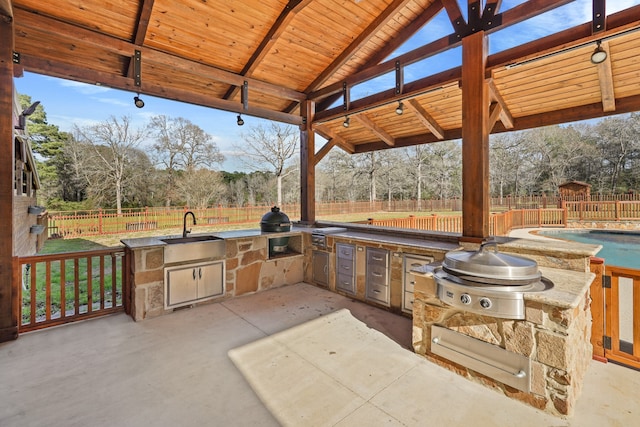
537 229 640 269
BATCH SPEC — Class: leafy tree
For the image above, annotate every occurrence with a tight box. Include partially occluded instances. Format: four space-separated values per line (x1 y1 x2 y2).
19 94 68 203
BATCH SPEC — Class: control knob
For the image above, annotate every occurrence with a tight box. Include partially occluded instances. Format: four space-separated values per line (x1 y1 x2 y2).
479 297 492 309
460 293 472 305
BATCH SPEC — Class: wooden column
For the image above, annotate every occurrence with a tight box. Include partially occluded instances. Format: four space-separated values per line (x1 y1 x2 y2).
300 100 315 224
0 6 18 342
461 30 490 241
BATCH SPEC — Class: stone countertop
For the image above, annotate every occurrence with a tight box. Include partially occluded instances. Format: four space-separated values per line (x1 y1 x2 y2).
411 264 594 309
121 228 306 249
331 230 461 252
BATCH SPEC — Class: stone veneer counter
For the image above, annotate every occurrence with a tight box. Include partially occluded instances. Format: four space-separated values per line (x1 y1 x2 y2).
327 230 461 252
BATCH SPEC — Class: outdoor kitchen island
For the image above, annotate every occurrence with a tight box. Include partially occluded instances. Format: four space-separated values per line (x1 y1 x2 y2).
410 237 600 418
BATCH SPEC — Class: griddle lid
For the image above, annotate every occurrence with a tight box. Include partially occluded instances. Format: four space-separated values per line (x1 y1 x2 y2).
443 242 541 283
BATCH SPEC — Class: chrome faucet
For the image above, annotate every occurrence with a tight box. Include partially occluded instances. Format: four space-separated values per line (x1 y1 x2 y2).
183 211 196 238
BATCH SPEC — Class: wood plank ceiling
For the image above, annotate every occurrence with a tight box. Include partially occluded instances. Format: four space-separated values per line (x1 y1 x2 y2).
7 0 640 155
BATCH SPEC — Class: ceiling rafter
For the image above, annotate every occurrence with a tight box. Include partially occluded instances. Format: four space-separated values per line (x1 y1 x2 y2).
13 8 305 103
596 41 615 112
353 114 395 147
307 0 445 113
405 99 445 140
222 0 312 101
352 93 640 154
126 0 155 80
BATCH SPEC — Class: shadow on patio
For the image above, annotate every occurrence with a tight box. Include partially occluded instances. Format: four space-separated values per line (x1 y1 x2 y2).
1 283 637 426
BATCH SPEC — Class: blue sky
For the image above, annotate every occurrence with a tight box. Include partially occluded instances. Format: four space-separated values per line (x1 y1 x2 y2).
14 0 639 172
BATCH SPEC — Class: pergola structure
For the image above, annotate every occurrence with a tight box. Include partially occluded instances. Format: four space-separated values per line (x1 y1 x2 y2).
1 0 640 341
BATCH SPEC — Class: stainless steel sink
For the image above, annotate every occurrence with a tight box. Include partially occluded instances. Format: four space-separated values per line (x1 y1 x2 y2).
161 235 226 264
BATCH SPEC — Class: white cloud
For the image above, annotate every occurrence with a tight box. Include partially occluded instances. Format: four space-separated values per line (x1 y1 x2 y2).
58 79 111 95
93 97 129 108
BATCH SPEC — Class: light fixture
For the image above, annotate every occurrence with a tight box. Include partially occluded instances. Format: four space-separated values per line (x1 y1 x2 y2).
133 94 145 108
15 101 40 130
236 114 244 126
590 40 607 64
395 101 404 115
343 117 350 128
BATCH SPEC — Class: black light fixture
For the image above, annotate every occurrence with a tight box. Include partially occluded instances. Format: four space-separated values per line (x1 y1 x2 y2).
395 101 404 115
15 101 40 130
133 94 145 108
343 116 350 128
591 40 607 64
237 114 244 126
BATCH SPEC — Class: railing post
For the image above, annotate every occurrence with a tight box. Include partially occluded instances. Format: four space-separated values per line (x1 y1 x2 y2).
615 201 620 221
98 209 103 235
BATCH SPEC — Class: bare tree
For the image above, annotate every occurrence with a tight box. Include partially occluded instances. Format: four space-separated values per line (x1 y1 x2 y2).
149 115 224 206
74 116 147 214
176 169 226 209
235 123 298 206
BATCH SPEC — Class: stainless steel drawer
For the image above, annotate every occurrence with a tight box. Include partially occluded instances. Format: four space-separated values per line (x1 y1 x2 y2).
336 273 355 293
336 243 354 260
366 248 388 267
367 282 389 304
404 255 433 273
403 291 414 312
366 267 388 287
404 272 416 293
337 258 354 275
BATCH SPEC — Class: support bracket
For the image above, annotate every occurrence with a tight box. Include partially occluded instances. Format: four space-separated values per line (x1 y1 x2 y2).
133 49 142 87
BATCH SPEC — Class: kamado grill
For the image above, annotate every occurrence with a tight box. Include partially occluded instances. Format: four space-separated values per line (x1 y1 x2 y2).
435 242 553 319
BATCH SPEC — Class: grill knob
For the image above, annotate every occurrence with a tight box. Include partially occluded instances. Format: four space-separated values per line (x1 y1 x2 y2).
479 297 492 309
460 293 472 305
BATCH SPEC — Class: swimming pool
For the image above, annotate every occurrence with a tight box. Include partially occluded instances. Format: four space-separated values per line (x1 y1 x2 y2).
537 229 640 269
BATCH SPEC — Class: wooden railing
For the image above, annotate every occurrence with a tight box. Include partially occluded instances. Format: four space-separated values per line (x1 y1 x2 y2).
18 248 126 332
564 201 640 221
369 208 567 236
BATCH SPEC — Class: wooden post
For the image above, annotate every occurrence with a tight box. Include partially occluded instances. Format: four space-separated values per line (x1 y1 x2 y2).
461 31 490 241
0 8 18 342
300 100 315 224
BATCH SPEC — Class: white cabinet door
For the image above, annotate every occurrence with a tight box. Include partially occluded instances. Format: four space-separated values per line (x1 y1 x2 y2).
166 266 198 306
198 262 224 298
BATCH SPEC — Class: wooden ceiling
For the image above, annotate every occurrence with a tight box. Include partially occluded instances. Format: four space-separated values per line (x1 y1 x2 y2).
6 0 640 155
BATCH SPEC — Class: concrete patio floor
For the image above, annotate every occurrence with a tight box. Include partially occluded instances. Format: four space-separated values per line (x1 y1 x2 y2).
1 282 638 426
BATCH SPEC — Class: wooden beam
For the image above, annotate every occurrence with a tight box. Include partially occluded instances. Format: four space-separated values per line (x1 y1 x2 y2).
488 101 502 130
596 41 616 112
223 0 312 101
441 0 466 31
310 126 340 165
0 0 12 19
352 114 395 147
311 0 576 105
18 54 304 125
488 79 514 128
314 126 355 154
462 31 490 240
0 11 18 342
300 100 315 224
13 8 305 102
405 99 445 139
133 0 155 45
307 0 444 113
315 67 461 122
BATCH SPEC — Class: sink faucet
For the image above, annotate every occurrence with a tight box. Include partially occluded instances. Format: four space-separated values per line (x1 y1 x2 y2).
183 211 196 238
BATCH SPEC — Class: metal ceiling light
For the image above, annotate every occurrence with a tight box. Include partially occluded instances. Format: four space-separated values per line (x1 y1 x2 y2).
133 94 145 108
343 116 350 128
237 114 244 126
395 101 404 115
591 40 607 64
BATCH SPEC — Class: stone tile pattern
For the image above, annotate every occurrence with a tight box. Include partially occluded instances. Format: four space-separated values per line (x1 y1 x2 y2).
129 235 303 321
412 276 592 418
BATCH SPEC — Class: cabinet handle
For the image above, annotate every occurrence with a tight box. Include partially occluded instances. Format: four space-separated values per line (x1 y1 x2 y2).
372 272 383 277
341 265 350 271
411 263 423 268
373 289 381 293
372 256 384 261
199 268 202 279
192 269 196 280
